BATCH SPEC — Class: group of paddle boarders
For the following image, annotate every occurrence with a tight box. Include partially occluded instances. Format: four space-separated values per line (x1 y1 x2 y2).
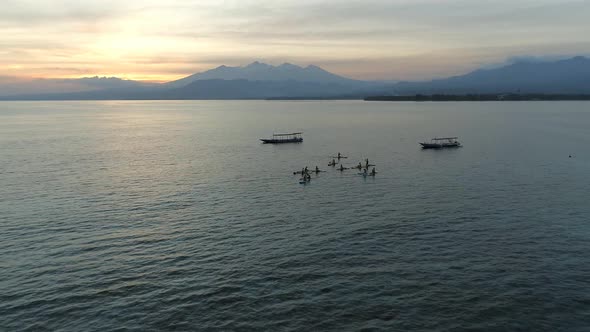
298 166 322 183
333 156 376 175
297 153 376 183
355 158 376 176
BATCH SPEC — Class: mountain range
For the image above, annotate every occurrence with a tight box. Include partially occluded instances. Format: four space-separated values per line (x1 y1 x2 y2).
166 61 360 87
391 56 590 94
2 57 590 100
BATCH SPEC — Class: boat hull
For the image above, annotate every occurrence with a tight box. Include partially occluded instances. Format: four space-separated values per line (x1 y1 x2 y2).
260 138 303 144
420 143 442 149
420 142 461 149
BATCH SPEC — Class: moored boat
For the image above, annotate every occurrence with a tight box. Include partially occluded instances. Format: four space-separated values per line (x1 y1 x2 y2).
420 137 461 149
260 132 303 144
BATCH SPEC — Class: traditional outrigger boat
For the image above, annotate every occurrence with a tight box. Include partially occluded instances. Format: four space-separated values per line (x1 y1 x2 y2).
260 132 303 144
420 137 462 149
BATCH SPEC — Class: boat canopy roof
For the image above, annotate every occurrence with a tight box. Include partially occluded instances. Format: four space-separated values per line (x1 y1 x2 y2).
273 132 302 136
432 137 458 140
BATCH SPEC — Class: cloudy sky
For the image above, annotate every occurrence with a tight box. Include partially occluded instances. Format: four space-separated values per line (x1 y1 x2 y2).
2 0 589 81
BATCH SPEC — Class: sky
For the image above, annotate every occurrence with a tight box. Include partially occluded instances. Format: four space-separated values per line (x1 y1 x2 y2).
1 0 590 82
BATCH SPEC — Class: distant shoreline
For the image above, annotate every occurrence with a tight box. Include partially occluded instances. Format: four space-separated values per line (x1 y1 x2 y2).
265 96 362 101
364 94 590 101
3 94 590 102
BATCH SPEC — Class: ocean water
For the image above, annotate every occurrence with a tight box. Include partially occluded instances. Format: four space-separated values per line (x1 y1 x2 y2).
1 100 589 331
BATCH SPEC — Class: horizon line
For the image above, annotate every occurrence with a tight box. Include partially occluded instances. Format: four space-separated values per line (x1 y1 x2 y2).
3 55 588 84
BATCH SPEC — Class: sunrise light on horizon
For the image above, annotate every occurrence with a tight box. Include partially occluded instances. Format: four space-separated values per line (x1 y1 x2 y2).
2 0 590 82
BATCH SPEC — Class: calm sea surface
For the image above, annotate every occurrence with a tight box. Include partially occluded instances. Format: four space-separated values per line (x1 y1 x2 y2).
1 100 589 331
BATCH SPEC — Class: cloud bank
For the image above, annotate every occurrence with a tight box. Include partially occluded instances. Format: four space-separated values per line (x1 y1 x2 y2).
1 0 589 81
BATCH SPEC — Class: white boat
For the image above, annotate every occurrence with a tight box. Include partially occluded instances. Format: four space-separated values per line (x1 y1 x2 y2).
260 132 303 144
420 137 461 149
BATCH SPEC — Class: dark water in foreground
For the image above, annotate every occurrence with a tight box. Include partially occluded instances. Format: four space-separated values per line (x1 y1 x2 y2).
1 101 590 331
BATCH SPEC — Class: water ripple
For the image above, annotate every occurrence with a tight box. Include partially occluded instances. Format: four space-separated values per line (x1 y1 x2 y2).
1 101 590 331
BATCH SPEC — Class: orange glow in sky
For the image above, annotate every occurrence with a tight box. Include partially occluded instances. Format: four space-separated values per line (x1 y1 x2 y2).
1 0 589 81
